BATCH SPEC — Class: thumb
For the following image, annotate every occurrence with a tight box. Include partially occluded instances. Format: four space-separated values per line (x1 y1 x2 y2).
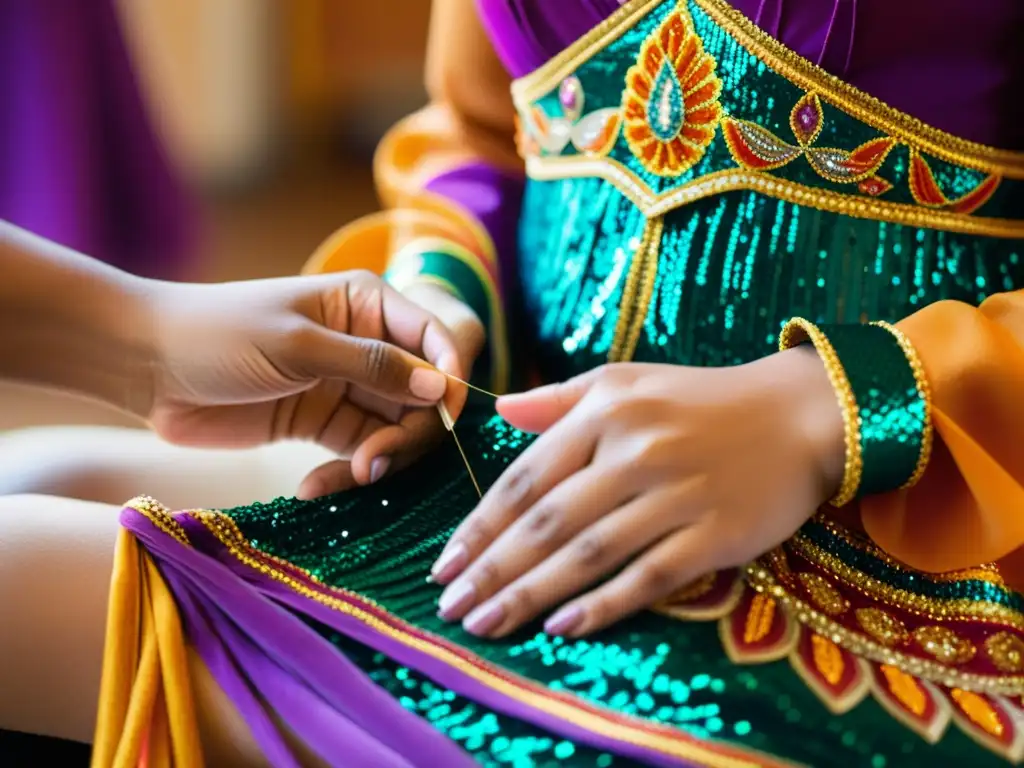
496 369 600 433
282 324 448 404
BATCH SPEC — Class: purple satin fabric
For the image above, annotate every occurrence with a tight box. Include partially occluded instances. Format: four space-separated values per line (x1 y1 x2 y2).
475 0 1024 149
124 508 475 767
425 164 524 295
126 506 711 766
0 0 194 278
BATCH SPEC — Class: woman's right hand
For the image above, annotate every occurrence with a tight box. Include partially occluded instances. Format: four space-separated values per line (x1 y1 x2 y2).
304 280 486 496
144 271 485 499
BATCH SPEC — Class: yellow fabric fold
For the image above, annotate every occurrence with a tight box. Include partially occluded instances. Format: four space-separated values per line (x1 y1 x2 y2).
860 289 1024 584
92 529 203 768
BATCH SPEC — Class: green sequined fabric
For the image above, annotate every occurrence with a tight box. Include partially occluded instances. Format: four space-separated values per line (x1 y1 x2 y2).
805 323 927 495
229 407 1009 767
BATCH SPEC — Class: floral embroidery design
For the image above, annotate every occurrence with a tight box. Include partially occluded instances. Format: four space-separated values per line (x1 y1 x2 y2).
722 92 1001 213
621 9 723 176
655 517 1024 763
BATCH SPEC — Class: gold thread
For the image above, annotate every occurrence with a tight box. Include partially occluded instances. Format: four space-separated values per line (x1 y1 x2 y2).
181 508 787 768
513 0 1024 177
778 319 862 506
796 572 850 617
871 321 934 489
524 158 1024 239
744 566 1024 694
913 626 977 666
985 632 1024 673
856 608 910 647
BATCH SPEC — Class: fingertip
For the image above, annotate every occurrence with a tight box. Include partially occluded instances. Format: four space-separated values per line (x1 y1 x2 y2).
297 476 325 501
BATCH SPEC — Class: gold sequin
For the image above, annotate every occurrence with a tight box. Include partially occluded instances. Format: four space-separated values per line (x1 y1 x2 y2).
985 632 1024 673
855 608 909 647
913 626 976 666
744 593 777 644
797 572 850 617
811 634 844 686
951 689 1004 738
880 664 928 717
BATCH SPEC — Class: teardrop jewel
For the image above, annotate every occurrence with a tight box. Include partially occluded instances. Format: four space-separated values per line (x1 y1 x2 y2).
647 59 686 142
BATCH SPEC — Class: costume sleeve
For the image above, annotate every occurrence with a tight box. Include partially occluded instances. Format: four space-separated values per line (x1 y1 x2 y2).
302 0 522 394
780 290 1024 581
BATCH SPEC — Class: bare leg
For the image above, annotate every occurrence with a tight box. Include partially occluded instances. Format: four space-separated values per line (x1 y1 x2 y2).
0 426 337 509
0 494 330 766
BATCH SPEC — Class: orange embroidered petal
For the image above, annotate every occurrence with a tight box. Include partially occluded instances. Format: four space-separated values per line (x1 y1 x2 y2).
790 92 824 146
622 9 721 177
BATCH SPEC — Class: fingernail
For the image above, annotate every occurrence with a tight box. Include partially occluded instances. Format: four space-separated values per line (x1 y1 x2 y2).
544 605 584 637
409 368 447 401
370 456 390 483
437 580 476 621
464 601 505 636
431 541 468 584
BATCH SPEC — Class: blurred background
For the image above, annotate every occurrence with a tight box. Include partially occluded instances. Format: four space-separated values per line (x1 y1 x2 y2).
1 0 434 432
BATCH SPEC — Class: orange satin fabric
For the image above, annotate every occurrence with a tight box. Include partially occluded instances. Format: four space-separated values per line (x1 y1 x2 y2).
303 0 520 279
859 290 1024 587
92 529 203 768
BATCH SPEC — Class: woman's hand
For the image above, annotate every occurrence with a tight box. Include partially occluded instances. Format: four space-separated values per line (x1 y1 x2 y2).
147 271 484 498
430 349 845 639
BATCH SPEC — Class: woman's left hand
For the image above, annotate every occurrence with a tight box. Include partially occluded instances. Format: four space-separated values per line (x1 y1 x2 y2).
431 348 846 639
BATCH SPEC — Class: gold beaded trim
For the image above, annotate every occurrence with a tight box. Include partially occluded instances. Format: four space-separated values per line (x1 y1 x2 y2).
778 318 862 507
523 158 1024 239
512 0 1024 178
745 563 1024 694
157 506 796 768
789 532 1024 628
128 495 191 546
870 321 934 489
608 216 665 363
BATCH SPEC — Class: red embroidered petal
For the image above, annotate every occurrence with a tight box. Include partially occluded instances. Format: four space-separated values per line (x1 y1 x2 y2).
790 632 871 714
870 664 951 744
722 118 801 171
947 690 1024 762
842 137 896 176
948 175 1001 215
908 151 949 206
721 587 798 664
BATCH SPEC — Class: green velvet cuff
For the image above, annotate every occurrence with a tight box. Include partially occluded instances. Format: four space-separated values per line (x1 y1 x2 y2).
780 319 932 505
